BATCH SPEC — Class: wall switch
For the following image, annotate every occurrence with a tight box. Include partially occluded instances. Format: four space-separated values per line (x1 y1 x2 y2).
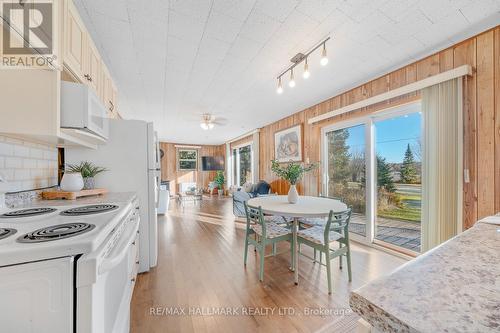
464 169 470 183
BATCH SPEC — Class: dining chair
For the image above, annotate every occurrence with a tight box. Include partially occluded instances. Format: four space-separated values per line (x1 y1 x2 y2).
297 208 352 294
299 195 344 228
243 202 294 282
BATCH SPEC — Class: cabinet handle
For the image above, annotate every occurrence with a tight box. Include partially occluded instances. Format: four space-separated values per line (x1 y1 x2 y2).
131 278 136 282
88 75 93 82
135 261 140 265
109 101 114 112
132 241 136 245
84 74 90 80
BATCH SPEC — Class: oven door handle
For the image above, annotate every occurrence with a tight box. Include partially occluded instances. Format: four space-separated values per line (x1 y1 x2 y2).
99 216 140 275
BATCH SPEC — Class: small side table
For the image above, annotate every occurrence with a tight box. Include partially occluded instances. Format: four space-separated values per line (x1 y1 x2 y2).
177 192 203 210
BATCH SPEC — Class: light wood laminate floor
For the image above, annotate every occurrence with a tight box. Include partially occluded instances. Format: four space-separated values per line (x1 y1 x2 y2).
131 196 406 333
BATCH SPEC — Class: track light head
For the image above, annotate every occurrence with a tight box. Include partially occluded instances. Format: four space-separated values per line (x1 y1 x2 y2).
303 58 310 79
320 43 328 66
289 69 296 88
276 77 283 94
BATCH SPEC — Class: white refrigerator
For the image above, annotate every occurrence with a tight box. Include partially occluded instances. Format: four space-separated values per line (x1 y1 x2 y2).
65 119 160 273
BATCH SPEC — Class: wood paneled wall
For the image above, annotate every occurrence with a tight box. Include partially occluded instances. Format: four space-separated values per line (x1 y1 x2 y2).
259 26 500 229
160 142 225 195
230 135 253 149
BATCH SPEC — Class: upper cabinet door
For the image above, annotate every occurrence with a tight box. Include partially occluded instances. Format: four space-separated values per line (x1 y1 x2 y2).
84 37 100 93
102 64 113 114
111 83 118 117
63 0 86 81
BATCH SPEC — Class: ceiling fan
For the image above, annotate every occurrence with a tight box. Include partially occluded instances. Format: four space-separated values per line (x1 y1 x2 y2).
199 113 226 130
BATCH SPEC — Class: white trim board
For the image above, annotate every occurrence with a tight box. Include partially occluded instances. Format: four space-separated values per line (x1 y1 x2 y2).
174 145 201 149
308 65 473 125
226 129 260 144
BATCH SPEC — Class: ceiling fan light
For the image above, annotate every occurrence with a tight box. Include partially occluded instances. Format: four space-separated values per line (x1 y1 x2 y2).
200 123 209 130
208 123 214 129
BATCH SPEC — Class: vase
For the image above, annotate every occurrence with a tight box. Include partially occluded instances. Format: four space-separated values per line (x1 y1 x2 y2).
61 172 84 192
288 184 299 204
83 177 95 190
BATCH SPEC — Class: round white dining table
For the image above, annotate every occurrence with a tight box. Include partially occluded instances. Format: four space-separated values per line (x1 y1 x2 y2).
247 195 347 284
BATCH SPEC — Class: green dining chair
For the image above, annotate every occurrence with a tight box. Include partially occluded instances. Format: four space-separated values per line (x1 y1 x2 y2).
243 202 294 282
297 208 352 294
299 195 344 229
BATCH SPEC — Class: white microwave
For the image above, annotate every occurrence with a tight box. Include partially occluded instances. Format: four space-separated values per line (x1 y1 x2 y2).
60 82 109 140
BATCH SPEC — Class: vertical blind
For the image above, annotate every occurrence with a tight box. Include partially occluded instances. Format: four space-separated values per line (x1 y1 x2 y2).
421 78 463 252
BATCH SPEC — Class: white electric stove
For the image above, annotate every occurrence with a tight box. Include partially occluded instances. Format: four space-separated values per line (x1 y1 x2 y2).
0 194 140 333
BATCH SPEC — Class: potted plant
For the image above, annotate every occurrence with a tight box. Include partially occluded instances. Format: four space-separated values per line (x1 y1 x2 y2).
66 161 108 190
271 160 317 204
214 171 225 197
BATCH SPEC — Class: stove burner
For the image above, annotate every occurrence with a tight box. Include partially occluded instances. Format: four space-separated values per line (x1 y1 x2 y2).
17 223 96 243
60 204 118 216
0 228 17 240
0 207 57 218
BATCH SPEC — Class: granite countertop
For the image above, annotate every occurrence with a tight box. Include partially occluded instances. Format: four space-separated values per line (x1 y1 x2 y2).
349 221 500 333
9 192 137 209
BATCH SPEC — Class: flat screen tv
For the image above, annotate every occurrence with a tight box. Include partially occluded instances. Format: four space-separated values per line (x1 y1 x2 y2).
201 156 225 171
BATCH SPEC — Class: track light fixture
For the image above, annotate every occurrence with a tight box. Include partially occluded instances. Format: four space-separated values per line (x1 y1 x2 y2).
276 77 283 94
289 69 296 87
275 37 330 94
303 57 310 79
320 43 328 66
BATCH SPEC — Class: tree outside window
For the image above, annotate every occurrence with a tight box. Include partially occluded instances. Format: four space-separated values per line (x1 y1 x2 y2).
178 149 198 170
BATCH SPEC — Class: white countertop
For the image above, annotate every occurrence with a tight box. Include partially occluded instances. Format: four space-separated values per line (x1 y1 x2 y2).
349 219 500 333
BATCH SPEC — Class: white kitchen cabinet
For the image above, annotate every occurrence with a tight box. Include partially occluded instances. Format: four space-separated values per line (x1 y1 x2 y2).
83 36 101 93
0 0 119 148
63 0 86 81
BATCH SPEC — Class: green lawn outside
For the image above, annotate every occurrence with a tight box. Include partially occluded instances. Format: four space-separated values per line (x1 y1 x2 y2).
378 190 422 223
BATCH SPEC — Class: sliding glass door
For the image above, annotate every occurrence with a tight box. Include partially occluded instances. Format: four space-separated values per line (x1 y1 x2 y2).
325 124 367 236
374 112 422 252
323 103 423 253
232 144 252 186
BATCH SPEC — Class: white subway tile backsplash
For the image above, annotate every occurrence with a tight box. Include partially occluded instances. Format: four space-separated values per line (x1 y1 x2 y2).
43 150 57 161
14 145 30 158
23 158 37 169
0 142 14 155
37 160 49 169
5 157 23 169
0 135 58 192
30 148 44 159
2 169 14 181
14 169 30 181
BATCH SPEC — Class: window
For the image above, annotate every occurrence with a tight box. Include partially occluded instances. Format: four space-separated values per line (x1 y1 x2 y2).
178 149 198 170
322 102 423 254
326 124 367 237
232 144 252 186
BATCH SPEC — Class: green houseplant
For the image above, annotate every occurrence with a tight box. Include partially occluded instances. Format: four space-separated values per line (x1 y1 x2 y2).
66 161 108 190
271 160 317 203
214 171 225 196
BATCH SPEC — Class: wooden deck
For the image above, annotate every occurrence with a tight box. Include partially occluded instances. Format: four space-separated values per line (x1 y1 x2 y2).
350 214 421 252
130 196 406 333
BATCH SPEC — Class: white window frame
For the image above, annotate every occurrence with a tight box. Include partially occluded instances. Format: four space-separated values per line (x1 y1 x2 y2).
321 101 423 251
177 149 198 171
231 142 253 187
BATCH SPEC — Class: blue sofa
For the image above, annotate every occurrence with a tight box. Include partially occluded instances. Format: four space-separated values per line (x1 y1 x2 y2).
232 181 271 218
